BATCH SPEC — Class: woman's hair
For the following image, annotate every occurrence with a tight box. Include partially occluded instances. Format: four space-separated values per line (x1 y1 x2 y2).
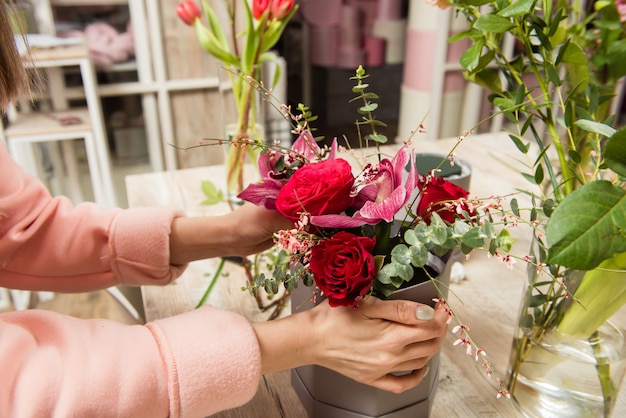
0 1 29 111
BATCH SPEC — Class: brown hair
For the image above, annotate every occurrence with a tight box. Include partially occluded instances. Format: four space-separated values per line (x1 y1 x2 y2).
0 1 30 111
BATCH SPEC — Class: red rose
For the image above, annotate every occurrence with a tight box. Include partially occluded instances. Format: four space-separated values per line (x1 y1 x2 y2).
276 158 355 221
416 177 469 224
310 231 377 307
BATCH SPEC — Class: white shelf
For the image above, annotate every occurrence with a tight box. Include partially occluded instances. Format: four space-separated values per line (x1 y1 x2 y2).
51 0 129 5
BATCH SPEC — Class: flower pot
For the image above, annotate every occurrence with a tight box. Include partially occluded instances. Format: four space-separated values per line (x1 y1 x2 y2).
290 252 451 418
507 235 626 417
413 153 471 191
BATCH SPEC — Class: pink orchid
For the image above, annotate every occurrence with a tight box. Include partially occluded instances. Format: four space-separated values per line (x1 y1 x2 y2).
311 146 418 228
237 131 337 209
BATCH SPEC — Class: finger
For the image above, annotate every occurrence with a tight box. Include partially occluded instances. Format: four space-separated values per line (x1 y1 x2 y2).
369 366 431 394
389 357 431 374
358 297 437 325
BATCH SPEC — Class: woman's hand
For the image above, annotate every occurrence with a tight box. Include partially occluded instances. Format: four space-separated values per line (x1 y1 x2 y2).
252 297 448 394
225 203 293 256
169 203 292 264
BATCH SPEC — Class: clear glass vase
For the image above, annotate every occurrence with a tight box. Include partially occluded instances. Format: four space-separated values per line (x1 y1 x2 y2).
507 321 626 418
218 65 265 206
507 234 626 417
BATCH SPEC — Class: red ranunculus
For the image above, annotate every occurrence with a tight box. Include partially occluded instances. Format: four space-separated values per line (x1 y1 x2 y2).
276 158 355 221
270 0 295 19
416 177 469 224
176 0 201 26
310 231 376 307
253 0 270 20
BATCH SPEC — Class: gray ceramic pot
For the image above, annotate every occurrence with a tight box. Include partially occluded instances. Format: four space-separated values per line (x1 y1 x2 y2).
290 252 451 418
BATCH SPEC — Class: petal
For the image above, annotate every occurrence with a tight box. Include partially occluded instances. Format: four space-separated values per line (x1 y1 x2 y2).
292 131 321 161
358 187 408 222
392 146 410 184
404 151 418 198
238 182 281 209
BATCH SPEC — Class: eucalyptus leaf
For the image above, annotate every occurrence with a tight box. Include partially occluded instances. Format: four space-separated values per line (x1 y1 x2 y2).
360 103 378 112
462 228 485 248
369 133 388 143
546 181 626 270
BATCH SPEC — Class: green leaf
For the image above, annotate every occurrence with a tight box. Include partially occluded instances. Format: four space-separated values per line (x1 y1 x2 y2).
496 229 514 252
511 198 520 216
546 63 562 86
360 103 378 112
528 294 548 307
567 149 581 164
202 0 230 52
474 14 516 33
605 127 626 177
390 244 413 266
461 227 485 248
546 181 626 270
498 0 535 17
509 134 531 153
543 198 556 217
460 41 484 71
200 180 224 205
573 119 617 138
465 68 502 93
534 162 544 184
562 42 590 90
369 133 388 143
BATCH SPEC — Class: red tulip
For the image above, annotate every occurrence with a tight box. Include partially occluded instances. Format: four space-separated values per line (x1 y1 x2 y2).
176 0 201 26
270 0 294 20
253 0 270 20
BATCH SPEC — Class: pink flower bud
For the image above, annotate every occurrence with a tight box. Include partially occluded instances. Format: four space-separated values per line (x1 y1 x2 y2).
270 0 294 20
176 0 201 26
253 0 270 20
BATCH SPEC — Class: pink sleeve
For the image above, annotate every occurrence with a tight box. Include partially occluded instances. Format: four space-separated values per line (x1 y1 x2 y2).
0 142 186 291
1 306 262 417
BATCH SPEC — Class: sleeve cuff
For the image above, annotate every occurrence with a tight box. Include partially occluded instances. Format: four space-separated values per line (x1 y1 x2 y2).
147 306 262 417
109 206 187 286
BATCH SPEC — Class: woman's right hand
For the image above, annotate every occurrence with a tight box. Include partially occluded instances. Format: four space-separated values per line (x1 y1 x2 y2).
252 296 448 394
305 297 448 393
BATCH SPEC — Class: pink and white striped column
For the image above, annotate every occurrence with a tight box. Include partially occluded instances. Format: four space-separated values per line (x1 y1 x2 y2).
397 3 470 142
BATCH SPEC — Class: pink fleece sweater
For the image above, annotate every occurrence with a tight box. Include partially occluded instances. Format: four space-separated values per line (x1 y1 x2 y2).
0 142 262 417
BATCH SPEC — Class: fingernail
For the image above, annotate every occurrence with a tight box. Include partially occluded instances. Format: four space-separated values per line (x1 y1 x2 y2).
422 366 430 378
416 305 435 320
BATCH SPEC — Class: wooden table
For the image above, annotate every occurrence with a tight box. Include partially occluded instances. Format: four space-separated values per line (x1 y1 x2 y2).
126 132 626 417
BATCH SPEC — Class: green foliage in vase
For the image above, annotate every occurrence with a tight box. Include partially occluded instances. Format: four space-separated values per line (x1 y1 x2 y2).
444 0 626 411
447 0 626 333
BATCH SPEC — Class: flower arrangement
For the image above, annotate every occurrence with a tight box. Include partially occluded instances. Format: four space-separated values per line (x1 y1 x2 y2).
236 66 514 309
439 0 626 414
177 0 297 200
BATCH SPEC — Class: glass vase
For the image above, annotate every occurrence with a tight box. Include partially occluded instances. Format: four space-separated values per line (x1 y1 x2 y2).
507 235 626 417
218 65 265 206
222 122 264 205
